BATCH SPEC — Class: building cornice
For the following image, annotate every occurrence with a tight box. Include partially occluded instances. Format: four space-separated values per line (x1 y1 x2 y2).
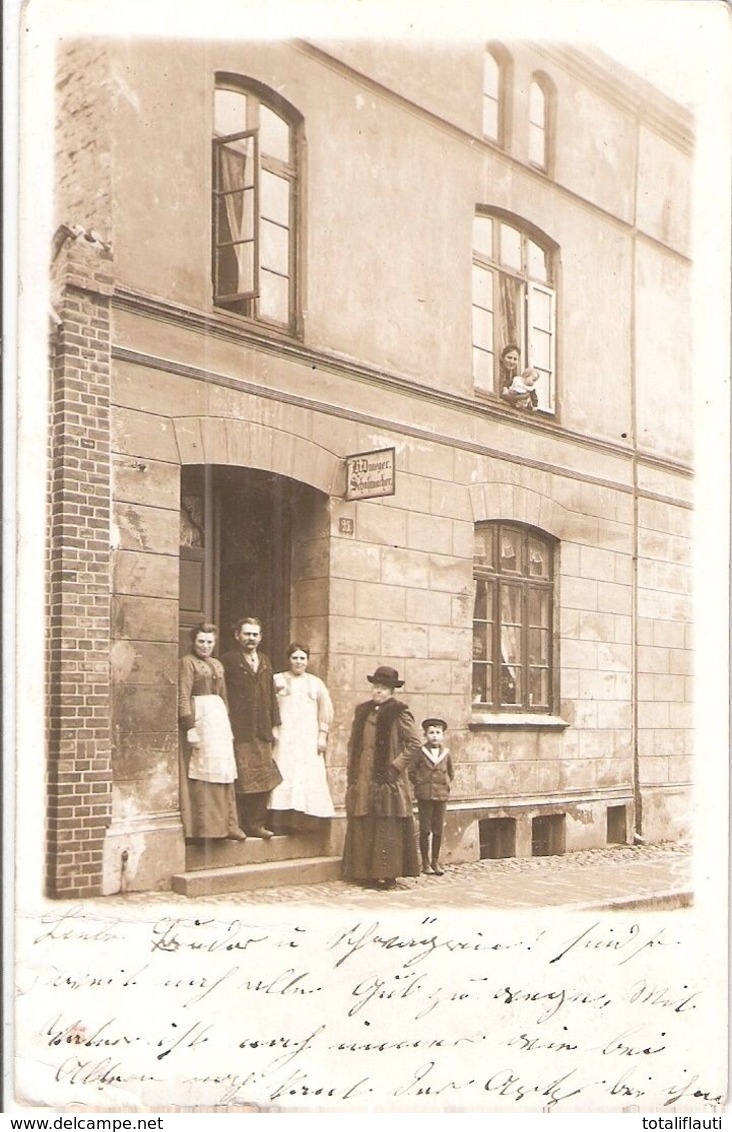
111 287 694 499
533 43 694 154
292 38 693 262
296 37 693 155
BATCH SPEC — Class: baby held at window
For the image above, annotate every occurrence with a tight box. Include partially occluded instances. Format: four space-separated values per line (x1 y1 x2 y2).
501 366 540 411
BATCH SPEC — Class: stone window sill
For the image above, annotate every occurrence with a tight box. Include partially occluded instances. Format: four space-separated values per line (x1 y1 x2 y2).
469 713 569 731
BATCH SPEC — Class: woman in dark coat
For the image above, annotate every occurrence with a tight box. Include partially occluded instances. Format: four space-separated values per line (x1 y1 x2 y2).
342 666 422 889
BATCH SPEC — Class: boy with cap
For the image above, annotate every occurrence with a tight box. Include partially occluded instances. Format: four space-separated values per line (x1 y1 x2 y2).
410 718 454 876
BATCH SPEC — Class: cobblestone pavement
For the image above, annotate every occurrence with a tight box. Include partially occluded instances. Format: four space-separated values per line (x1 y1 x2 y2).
108 841 692 910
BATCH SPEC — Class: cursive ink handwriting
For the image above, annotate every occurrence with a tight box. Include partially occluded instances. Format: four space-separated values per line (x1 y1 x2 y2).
549 922 670 966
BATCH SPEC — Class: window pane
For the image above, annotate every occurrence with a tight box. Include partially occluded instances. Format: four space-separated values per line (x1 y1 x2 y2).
214 137 257 300
472 264 493 310
472 305 493 351
529 81 546 127
531 288 553 329
483 51 499 99
531 328 552 371
218 137 254 187
473 216 494 260
216 241 254 297
500 586 521 631
216 187 254 246
472 662 492 704
528 286 555 411
528 241 548 282
528 540 550 580
499 224 522 270
500 664 520 705
500 581 522 704
529 628 550 664
472 346 494 389
473 569 493 705
529 123 546 168
534 371 553 414
259 268 289 322
259 104 290 162
474 527 494 568
474 578 487 621
260 169 290 225
219 134 253 163
499 529 522 573
473 625 493 663
475 624 493 661
260 218 289 276
215 89 247 137
529 667 549 708
497 273 523 353
473 576 494 621
483 96 499 141
528 588 550 628
529 593 552 638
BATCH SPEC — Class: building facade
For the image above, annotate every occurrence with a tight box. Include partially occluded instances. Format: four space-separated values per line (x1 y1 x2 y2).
47 36 694 897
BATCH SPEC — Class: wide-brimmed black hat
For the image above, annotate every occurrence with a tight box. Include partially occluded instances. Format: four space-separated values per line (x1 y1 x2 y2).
367 665 404 688
422 718 448 732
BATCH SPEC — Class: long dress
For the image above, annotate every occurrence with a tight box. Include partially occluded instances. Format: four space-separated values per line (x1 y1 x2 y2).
178 653 239 839
268 671 335 818
342 698 422 880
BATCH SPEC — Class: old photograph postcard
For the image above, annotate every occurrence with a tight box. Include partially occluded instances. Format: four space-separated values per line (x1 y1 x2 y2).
7 0 730 1116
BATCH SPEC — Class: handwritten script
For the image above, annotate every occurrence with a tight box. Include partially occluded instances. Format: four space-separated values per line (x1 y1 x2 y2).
14 903 723 1112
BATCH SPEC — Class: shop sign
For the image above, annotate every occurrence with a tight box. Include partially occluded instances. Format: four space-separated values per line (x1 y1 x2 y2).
345 448 396 501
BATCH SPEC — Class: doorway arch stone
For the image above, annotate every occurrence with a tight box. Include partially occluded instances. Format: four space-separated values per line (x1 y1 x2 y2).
173 416 343 498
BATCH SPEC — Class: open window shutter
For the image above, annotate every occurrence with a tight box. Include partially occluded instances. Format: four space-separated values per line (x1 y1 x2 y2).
213 128 260 304
527 281 556 413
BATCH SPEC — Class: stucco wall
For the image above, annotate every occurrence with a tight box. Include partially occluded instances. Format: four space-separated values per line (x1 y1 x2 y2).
94 38 693 463
50 36 695 895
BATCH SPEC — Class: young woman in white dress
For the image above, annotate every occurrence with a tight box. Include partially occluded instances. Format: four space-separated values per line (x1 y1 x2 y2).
269 643 335 820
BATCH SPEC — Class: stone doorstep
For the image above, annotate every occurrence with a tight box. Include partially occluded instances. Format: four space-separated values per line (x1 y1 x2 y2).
172 855 343 897
185 829 332 871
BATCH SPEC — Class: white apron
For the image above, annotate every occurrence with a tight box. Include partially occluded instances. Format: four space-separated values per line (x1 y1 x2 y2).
188 694 237 783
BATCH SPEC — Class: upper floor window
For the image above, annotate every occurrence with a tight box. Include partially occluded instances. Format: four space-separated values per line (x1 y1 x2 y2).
482 50 500 142
472 210 557 414
482 45 510 146
212 77 301 331
472 523 555 713
528 75 552 172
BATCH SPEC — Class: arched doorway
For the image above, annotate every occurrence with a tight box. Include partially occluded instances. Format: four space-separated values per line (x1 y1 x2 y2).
179 464 328 670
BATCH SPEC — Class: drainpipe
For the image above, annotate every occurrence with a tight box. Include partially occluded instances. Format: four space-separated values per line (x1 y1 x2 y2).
630 109 642 844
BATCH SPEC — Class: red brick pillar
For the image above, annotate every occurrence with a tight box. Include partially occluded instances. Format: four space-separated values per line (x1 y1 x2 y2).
47 232 114 897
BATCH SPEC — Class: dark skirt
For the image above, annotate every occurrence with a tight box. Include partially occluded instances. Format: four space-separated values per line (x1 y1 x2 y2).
342 813 420 880
186 780 239 839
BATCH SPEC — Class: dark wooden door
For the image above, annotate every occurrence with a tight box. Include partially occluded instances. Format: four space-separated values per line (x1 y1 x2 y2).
214 467 291 668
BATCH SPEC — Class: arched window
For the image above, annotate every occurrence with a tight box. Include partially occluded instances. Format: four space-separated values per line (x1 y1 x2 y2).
482 50 500 142
212 76 301 331
472 210 557 413
529 75 551 172
472 523 555 712
482 45 510 146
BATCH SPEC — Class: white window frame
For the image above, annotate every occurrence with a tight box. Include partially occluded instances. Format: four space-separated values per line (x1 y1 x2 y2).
471 211 558 415
212 77 300 334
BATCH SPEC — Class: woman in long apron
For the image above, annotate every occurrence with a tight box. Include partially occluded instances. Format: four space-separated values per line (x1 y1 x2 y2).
179 622 247 840
269 643 335 821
